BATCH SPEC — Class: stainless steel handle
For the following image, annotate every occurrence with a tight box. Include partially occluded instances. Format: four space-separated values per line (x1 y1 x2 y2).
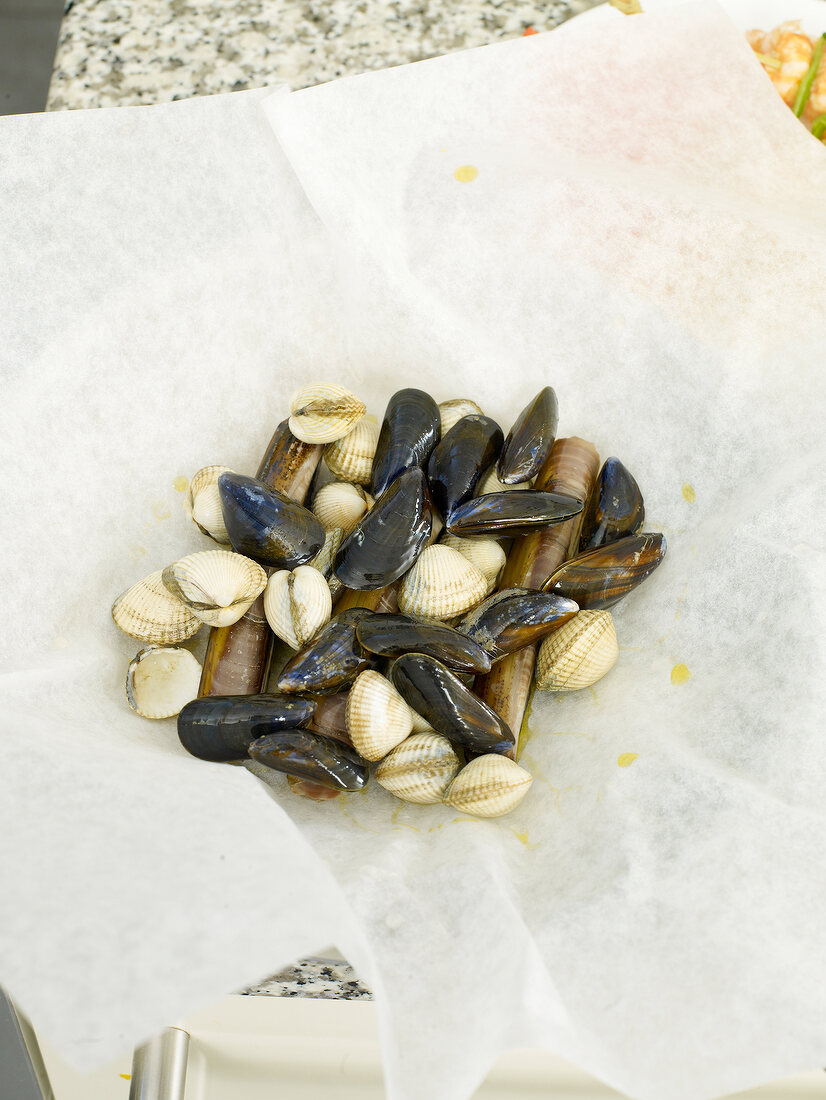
128 1027 190 1100
0 987 55 1100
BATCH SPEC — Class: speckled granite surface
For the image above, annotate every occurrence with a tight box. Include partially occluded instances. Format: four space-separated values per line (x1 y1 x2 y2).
47 0 601 110
241 956 373 999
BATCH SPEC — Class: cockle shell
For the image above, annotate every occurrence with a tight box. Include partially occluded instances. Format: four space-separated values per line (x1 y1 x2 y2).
346 669 413 761
289 383 366 444
125 646 202 720
324 417 379 485
312 481 372 534
112 570 201 644
439 533 506 595
397 544 488 621
264 565 332 650
438 398 484 438
375 733 461 804
185 465 233 542
446 755 533 818
307 526 345 600
162 550 267 628
534 610 618 691
477 466 532 495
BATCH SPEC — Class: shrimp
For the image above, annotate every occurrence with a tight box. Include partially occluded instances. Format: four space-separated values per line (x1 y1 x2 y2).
749 21 814 106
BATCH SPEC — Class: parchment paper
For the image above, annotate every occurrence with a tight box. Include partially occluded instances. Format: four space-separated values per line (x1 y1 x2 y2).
2 4 826 1098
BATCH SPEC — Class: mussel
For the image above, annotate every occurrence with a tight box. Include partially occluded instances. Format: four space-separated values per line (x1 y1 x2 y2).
334 468 431 590
446 490 583 539
371 388 440 497
497 386 558 485
579 457 645 551
543 533 667 608
249 730 368 791
356 612 492 674
426 414 503 520
177 694 316 761
390 653 515 755
218 472 325 569
458 588 579 660
276 607 375 694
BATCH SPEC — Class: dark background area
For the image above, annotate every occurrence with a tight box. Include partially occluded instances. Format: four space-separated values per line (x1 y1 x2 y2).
1 0 65 114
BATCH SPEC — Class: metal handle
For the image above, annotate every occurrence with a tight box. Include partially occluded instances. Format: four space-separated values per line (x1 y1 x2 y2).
0 987 55 1100
128 1026 190 1100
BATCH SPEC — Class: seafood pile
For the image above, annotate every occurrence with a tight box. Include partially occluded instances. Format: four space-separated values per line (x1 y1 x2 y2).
747 23 826 142
111 384 666 818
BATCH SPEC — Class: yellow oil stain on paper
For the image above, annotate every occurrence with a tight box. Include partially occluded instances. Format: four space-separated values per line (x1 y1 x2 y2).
671 663 692 685
453 164 479 183
511 829 540 850
617 752 638 768
173 476 189 493
152 500 171 521
682 482 696 503
130 545 147 559
120 1073 132 1080
391 806 422 833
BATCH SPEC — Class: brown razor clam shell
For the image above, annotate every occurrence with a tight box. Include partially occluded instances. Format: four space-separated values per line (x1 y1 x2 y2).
497 386 559 485
305 691 354 746
579 457 645 552
543 533 666 609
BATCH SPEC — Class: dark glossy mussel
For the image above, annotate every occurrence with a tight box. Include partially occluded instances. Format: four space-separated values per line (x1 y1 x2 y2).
371 388 440 497
446 490 583 539
218 472 325 569
497 386 558 485
390 653 515 755
459 588 579 659
579 457 645 552
426 415 503 520
249 730 368 792
356 613 492 674
276 608 375 694
177 694 316 761
543 533 666 609
334 468 431 591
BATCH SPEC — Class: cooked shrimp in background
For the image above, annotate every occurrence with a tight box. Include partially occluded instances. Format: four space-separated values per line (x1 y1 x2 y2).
747 21 826 140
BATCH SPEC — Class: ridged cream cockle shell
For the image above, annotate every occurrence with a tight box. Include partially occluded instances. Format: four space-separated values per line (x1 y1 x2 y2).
185 465 233 542
307 527 345 600
125 645 202 720
477 466 532 495
534 610 618 691
112 570 201 644
375 733 462 804
409 711 435 734
397 545 488 621
346 670 413 761
289 383 366 444
446 755 533 818
438 398 484 438
264 565 333 650
324 417 379 486
162 550 267 628
312 481 372 534
439 533 506 595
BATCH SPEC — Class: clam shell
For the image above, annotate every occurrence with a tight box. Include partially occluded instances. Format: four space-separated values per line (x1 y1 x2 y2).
477 466 532 495
289 384 366 444
325 417 379 485
409 710 435 734
534 610 618 691
162 550 267 628
446 755 533 818
438 398 484 438
264 565 332 649
397 544 488 621
185 465 233 542
112 569 201 644
375 733 461 804
125 646 202 719
308 527 345 600
346 669 413 761
439 533 506 595
312 481 371 534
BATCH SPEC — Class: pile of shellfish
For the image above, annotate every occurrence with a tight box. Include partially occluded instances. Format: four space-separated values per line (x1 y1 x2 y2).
111 384 666 818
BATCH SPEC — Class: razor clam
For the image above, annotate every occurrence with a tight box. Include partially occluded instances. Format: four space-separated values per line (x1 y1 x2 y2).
334 582 398 614
177 694 316 761
535 610 618 691
371 388 441 497
185 465 233 542
375 733 462 804
579 457 645 552
346 670 414 761
390 653 515 756
446 755 533 818
162 550 267 627
396 544 488 621
334 467 431 590
126 645 202 719
458 588 579 660
250 730 369 791
497 386 558 485
276 607 375 695
264 565 332 650
438 398 484 438
288 383 366 444
355 613 491 674
218 471 325 569
426 414 503 520
324 416 379 486
305 690 353 745
446 490 583 539
255 419 324 501
543 533 666 609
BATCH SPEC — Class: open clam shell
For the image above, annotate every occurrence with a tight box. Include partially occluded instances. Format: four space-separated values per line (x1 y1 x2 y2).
218 471 325 569
497 386 559 485
112 569 201 644
375 733 462 804
371 388 441 497
534 609 618 691
264 565 332 650
162 550 267 628
288 383 366 444
325 416 379 486
346 669 414 761
185 465 233 542
438 398 484 438
397 544 488 622
125 646 202 720
439 532 506 595
446 755 533 818
312 481 372 534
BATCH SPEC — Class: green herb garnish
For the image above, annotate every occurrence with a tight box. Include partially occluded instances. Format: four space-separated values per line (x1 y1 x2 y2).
812 114 826 140
792 33 826 118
